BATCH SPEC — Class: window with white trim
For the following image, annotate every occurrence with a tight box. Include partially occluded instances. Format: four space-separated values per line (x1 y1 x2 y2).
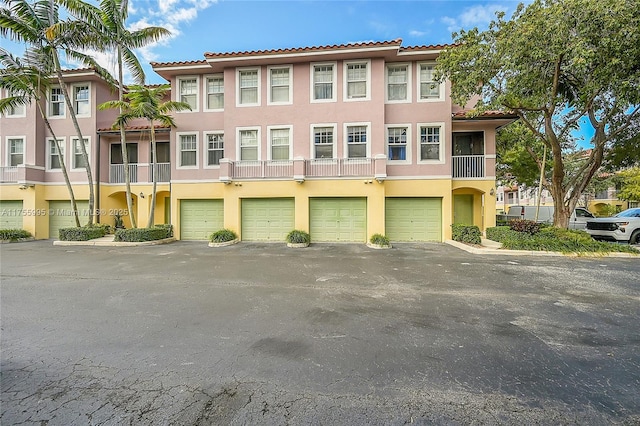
5 90 26 117
206 75 224 110
49 87 64 117
386 64 409 101
387 127 408 161
346 125 368 158
269 128 290 160
313 126 334 159
73 84 90 116
72 137 89 169
238 69 259 105
419 125 443 162
268 66 291 104
8 137 24 166
178 77 198 110
48 138 64 169
239 129 259 161
345 62 369 100
179 133 197 167
311 63 336 101
206 133 224 166
419 63 441 100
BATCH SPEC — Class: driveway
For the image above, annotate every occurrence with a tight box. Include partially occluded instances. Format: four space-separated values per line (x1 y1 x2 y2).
1 241 639 425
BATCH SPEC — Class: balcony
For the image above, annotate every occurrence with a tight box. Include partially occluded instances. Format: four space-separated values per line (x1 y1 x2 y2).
229 160 293 179
306 158 374 177
221 158 379 181
149 163 171 183
0 166 19 183
452 155 485 178
109 164 138 183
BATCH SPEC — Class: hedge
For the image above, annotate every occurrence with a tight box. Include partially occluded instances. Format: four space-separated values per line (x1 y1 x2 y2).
0 229 32 241
210 229 238 243
451 224 482 245
59 226 106 241
286 229 310 244
114 225 173 242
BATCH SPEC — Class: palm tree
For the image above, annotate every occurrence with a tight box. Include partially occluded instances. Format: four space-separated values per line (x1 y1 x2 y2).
59 0 170 228
1 0 115 226
0 48 81 227
100 84 191 227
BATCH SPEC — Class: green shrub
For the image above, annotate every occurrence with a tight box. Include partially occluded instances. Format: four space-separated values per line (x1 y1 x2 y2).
0 229 32 241
451 224 482 245
59 226 106 241
114 225 172 242
209 229 238 243
286 229 310 244
369 233 390 246
93 223 112 234
486 226 516 242
509 219 541 235
154 224 174 237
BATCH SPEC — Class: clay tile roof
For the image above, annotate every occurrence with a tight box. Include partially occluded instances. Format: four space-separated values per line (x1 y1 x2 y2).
400 43 456 51
452 110 518 119
97 125 172 132
203 39 404 58
150 59 208 67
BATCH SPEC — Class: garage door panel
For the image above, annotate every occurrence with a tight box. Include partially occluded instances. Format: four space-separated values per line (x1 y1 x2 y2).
49 200 89 238
310 198 367 242
0 201 24 229
242 198 294 241
386 198 442 242
180 200 223 240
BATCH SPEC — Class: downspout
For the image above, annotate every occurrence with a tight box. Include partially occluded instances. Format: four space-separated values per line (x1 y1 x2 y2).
96 133 101 223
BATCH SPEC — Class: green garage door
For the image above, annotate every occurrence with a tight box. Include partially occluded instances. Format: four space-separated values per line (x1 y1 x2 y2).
180 200 223 240
49 200 89 238
241 198 294 241
385 198 442 242
310 198 367 242
0 200 24 229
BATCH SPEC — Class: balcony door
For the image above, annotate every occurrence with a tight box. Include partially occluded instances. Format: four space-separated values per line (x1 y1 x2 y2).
110 143 138 183
453 132 484 155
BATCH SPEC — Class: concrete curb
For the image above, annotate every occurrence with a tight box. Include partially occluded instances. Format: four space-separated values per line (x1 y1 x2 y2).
53 237 176 247
445 239 640 258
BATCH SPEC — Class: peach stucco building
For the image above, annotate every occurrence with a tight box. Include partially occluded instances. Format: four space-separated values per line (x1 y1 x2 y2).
0 39 515 241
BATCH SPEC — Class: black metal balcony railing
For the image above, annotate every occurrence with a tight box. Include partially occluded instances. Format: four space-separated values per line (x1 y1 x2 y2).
452 155 485 178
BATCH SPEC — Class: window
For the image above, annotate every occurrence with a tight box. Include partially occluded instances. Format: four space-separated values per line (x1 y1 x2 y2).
8 137 24 166
386 64 409 102
346 125 368 158
49 87 64 117
238 69 259 106
387 126 409 161
419 63 441 100
268 66 292 104
48 138 64 170
205 75 224 110
345 61 370 100
419 124 444 162
269 127 291 160
311 63 336 102
178 134 197 167
313 126 334 159
72 138 89 169
5 90 26 117
110 143 138 164
179 77 198 110
206 133 224 166
239 129 259 161
73 84 90 116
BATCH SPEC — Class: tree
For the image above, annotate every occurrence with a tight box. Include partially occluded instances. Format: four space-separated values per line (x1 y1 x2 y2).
0 48 81 227
59 0 170 228
496 121 550 187
437 0 640 228
100 84 190 227
617 168 640 203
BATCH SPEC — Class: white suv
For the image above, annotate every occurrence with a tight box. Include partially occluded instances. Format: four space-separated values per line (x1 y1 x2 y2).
586 208 640 244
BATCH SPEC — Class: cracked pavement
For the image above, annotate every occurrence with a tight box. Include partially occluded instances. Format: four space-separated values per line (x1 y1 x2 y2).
1 241 639 424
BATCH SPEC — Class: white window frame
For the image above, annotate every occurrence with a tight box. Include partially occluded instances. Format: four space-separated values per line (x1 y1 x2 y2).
385 63 411 103
4 90 26 117
176 132 199 168
177 76 199 112
310 62 337 103
343 60 371 102
6 136 26 166
203 74 224 112
236 67 261 107
237 127 261 161
385 124 411 164
417 62 444 102
266 125 292 161
310 123 337 159
204 131 224 168
71 136 90 170
46 137 66 170
343 122 371 159
417 122 446 164
71 83 91 117
267 65 293 105
47 86 66 118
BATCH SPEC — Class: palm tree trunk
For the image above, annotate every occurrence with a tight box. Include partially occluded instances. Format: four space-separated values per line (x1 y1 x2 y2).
117 45 136 228
147 123 157 228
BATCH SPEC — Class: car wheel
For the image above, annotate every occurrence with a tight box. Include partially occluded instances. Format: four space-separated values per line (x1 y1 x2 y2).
630 229 640 245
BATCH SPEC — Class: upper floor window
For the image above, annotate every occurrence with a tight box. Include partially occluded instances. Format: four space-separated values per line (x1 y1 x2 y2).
386 64 410 102
238 69 259 106
313 126 334 159
311 63 336 102
49 87 65 117
268 66 292 104
387 126 409 161
8 137 25 166
5 90 26 117
344 61 370 101
206 132 224 166
419 63 442 101
178 77 198 111
419 124 444 162
48 138 64 170
269 127 291 160
205 75 224 110
73 84 90 116
178 133 198 167
72 137 89 169
239 129 259 161
346 124 368 158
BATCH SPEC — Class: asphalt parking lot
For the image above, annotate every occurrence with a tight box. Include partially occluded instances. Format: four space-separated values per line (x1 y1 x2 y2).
1 241 639 425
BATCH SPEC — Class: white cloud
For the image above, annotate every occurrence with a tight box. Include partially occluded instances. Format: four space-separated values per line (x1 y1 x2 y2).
409 30 426 37
442 3 510 34
441 16 458 33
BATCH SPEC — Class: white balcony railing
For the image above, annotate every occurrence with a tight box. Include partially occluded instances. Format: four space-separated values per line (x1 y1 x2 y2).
306 158 373 177
452 155 485 178
109 164 138 183
0 166 19 183
148 163 171 183
231 160 293 179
